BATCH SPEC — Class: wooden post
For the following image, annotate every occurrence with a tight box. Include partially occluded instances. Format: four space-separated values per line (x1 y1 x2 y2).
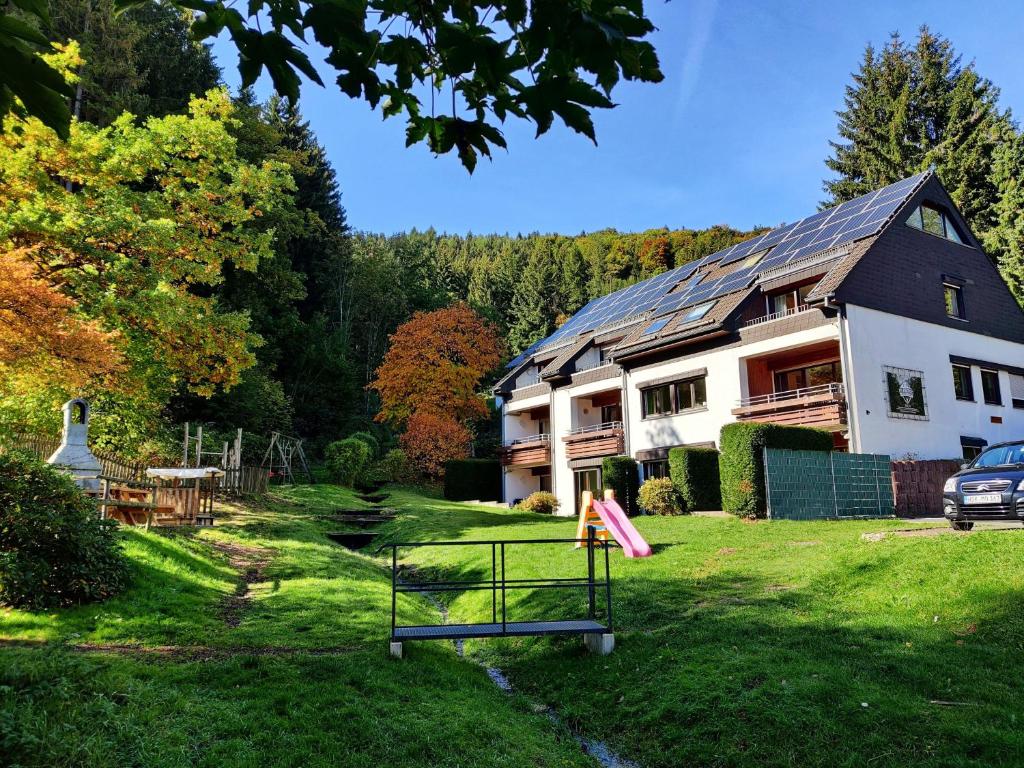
183 422 190 467
194 426 203 469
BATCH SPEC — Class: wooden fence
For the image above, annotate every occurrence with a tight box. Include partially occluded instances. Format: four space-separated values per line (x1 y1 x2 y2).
2 432 267 497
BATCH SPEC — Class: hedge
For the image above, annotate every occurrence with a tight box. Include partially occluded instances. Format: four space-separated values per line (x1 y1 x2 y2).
668 446 721 512
602 455 640 517
325 438 372 487
444 459 501 501
719 422 833 517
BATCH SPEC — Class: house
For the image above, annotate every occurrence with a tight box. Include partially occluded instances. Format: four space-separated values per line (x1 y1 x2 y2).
494 172 1024 515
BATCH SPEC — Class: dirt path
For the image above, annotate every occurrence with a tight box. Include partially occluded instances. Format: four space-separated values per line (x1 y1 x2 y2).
207 540 274 627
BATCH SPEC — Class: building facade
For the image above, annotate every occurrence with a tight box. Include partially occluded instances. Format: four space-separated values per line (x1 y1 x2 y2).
495 173 1024 516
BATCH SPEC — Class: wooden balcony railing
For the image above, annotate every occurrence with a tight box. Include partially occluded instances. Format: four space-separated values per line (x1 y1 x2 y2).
562 422 625 460
499 435 551 467
732 382 847 429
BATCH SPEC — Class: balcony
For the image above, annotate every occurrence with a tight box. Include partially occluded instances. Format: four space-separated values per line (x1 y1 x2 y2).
742 304 812 328
562 422 625 461
499 435 551 468
732 382 847 429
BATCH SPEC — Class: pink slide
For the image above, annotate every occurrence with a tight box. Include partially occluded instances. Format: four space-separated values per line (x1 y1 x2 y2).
591 499 652 558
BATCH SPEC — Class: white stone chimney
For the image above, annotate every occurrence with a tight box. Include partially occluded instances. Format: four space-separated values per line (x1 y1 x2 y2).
47 399 101 490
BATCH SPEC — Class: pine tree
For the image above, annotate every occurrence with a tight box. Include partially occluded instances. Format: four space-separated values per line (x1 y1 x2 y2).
824 27 1011 237
985 130 1024 305
508 243 557 353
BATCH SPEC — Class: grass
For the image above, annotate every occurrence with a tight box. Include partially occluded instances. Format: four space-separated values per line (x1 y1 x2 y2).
0 485 591 768
374 493 1024 768
3 483 1023 767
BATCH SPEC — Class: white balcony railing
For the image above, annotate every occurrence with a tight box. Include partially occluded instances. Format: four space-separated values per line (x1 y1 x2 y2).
503 434 551 447
565 421 624 436
736 382 845 408
742 304 812 328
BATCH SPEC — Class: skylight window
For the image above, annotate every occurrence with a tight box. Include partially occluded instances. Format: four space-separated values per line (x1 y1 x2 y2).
742 249 769 269
906 204 965 244
682 301 715 323
643 318 670 336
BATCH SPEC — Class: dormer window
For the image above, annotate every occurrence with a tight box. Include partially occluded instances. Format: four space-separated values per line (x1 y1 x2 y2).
906 203 965 244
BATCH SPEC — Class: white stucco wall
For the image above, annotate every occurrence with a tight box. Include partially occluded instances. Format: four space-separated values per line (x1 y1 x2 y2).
625 322 841 454
843 304 1024 458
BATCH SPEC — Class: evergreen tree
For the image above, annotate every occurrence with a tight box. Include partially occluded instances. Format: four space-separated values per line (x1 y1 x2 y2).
824 27 1012 238
985 129 1024 305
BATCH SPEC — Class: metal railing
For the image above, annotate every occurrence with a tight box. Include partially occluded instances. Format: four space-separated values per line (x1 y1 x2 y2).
384 526 612 642
565 421 624 436
503 433 551 447
742 303 812 328
737 382 845 408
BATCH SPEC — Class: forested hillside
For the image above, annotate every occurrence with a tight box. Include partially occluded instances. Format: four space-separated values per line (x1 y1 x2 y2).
3 8 1020 467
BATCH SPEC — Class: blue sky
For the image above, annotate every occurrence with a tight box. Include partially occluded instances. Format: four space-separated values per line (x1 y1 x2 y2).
212 1 1024 236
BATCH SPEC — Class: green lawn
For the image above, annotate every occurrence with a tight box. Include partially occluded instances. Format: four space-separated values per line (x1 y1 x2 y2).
2 484 1023 767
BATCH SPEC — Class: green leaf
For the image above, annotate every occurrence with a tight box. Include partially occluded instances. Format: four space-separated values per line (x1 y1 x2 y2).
0 13 48 45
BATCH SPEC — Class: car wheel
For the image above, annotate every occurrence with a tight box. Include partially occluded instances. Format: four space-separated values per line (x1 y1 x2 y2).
950 520 974 532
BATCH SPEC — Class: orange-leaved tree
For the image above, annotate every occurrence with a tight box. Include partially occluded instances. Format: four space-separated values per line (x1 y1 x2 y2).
371 303 503 428
371 303 503 477
399 412 473 479
0 249 121 389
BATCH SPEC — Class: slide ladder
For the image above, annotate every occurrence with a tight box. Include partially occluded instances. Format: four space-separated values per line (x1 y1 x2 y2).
576 490 652 558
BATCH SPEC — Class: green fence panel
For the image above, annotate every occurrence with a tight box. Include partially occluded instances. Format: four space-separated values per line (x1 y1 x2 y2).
764 448 893 520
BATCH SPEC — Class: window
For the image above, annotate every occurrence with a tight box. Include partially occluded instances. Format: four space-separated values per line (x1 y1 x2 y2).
600 403 622 424
642 460 668 480
641 384 673 417
943 283 965 319
960 437 985 463
981 369 1002 405
742 250 767 269
642 318 670 336
766 284 816 316
641 375 709 419
951 364 974 401
774 361 842 392
538 474 552 493
675 376 707 411
682 301 715 323
906 203 965 244
536 418 550 435
1010 373 1024 409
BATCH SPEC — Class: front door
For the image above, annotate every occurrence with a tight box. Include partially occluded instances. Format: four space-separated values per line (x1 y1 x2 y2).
574 468 602 504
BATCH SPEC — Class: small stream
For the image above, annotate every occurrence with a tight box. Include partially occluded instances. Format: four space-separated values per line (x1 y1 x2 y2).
422 592 639 768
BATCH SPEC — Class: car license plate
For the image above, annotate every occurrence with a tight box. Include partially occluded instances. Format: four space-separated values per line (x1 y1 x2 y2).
964 493 1001 504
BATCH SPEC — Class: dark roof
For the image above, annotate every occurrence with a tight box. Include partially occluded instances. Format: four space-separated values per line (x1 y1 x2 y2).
513 172 931 361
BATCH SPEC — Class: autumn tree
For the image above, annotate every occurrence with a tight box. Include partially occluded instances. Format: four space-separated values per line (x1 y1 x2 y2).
371 303 503 428
399 412 472 479
0 249 120 388
0 84 292 402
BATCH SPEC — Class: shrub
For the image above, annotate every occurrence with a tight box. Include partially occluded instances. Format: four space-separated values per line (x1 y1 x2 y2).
719 422 833 517
348 431 380 458
380 448 413 484
324 438 372 486
638 477 683 515
443 458 501 501
0 452 129 610
516 491 559 515
602 456 640 516
669 446 721 512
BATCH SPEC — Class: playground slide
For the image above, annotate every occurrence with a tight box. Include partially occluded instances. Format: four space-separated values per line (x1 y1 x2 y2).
590 499 652 558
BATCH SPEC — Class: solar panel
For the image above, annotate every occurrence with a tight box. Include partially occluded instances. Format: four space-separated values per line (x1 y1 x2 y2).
529 171 929 356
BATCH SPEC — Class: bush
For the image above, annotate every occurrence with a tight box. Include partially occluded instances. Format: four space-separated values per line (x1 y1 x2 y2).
602 456 640 516
348 431 380 458
380 448 413 484
638 477 683 515
0 452 129 610
443 458 501 501
719 422 833 517
516 491 560 515
324 438 372 486
669 446 721 512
